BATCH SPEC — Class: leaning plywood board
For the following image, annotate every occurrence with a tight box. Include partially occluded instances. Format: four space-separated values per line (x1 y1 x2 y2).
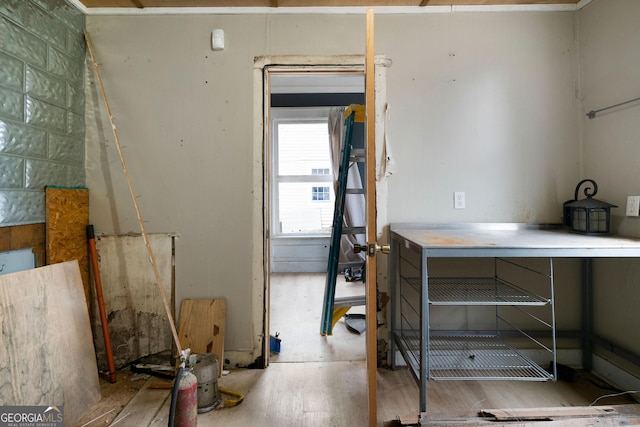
0 261 100 425
178 299 226 377
94 234 174 370
45 186 90 305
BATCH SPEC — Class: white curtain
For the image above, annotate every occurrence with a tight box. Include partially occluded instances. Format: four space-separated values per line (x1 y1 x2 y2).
328 107 366 265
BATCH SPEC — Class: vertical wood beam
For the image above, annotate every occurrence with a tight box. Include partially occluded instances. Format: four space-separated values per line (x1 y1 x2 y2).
365 8 377 427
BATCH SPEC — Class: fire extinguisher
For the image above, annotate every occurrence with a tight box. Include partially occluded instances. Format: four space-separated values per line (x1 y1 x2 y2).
169 350 198 427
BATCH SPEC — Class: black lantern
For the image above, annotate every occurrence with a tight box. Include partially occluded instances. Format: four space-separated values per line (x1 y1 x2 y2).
563 179 617 235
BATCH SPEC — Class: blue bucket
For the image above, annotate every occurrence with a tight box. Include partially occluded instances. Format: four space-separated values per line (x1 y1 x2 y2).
270 334 281 353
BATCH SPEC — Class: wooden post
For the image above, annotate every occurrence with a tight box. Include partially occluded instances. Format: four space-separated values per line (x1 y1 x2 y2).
365 9 378 427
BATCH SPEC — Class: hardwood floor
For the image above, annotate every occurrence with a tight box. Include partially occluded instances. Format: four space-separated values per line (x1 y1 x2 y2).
269 272 366 363
76 273 640 426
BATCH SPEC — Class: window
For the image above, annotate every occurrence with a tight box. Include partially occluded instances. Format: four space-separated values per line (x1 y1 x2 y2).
312 186 330 201
271 108 334 236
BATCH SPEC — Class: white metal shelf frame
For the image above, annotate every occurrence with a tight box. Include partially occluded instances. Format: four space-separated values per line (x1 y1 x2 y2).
395 255 557 378
389 223 640 417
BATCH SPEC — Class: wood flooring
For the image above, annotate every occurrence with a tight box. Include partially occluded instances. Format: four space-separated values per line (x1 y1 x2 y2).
75 273 640 426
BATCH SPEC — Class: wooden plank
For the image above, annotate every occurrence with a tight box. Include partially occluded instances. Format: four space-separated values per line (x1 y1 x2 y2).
413 417 640 427
45 186 90 305
149 390 172 425
0 261 100 426
483 405 617 420
110 383 170 426
365 8 377 427
178 299 226 376
392 406 640 426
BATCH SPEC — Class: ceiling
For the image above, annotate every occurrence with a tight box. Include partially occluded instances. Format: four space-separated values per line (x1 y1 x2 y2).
77 0 581 9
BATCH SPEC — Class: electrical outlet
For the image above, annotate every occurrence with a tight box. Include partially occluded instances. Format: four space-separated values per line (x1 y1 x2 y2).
626 196 640 216
454 192 465 209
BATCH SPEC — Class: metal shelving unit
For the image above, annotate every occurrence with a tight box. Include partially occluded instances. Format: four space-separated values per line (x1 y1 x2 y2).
395 256 556 379
388 223 640 418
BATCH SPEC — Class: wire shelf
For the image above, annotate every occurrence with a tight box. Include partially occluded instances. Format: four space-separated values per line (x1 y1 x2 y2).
394 332 553 382
401 276 422 292
428 277 550 306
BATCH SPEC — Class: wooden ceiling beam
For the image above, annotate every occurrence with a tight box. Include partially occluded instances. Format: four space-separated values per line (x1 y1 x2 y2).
80 0 581 7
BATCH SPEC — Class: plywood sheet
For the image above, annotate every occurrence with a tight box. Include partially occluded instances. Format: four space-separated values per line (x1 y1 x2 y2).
0 261 100 425
45 187 90 305
94 234 174 370
178 299 226 376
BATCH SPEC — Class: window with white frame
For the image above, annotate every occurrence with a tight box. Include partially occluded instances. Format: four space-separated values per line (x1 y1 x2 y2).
271 107 334 236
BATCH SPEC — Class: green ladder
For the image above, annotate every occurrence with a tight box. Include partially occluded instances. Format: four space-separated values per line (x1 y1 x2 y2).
320 105 366 336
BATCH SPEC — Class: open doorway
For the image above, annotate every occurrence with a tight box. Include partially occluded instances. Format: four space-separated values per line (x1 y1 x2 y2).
266 67 367 364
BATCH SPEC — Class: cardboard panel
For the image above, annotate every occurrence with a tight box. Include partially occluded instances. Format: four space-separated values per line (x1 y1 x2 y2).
0 261 100 425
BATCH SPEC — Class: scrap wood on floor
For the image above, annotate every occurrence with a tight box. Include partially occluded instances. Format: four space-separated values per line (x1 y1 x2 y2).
384 404 640 426
74 370 172 426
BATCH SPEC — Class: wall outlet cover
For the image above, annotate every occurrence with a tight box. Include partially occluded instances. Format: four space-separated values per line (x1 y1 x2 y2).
626 196 640 217
454 192 465 209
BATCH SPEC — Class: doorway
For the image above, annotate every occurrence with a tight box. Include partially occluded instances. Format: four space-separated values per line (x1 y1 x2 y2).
252 55 389 369
267 67 366 364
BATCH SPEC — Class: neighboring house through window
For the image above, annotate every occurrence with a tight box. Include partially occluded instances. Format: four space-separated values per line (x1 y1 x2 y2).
271 107 334 235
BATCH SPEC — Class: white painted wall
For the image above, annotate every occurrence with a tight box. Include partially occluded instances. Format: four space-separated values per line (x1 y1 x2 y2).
380 12 579 223
578 0 640 366
86 9 584 365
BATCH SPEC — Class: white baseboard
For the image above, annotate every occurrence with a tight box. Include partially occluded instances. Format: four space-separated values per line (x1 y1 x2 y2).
592 354 640 403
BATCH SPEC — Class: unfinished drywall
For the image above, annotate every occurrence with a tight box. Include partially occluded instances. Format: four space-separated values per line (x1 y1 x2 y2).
91 233 174 370
578 0 640 370
85 11 581 365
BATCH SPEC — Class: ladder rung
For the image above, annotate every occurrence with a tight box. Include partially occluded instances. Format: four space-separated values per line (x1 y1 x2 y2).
334 295 366 308
350 149 365 162
338 261 365 269
342 226 365 234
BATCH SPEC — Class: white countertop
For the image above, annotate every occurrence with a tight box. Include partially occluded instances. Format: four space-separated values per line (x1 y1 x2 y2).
390 223 640 257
